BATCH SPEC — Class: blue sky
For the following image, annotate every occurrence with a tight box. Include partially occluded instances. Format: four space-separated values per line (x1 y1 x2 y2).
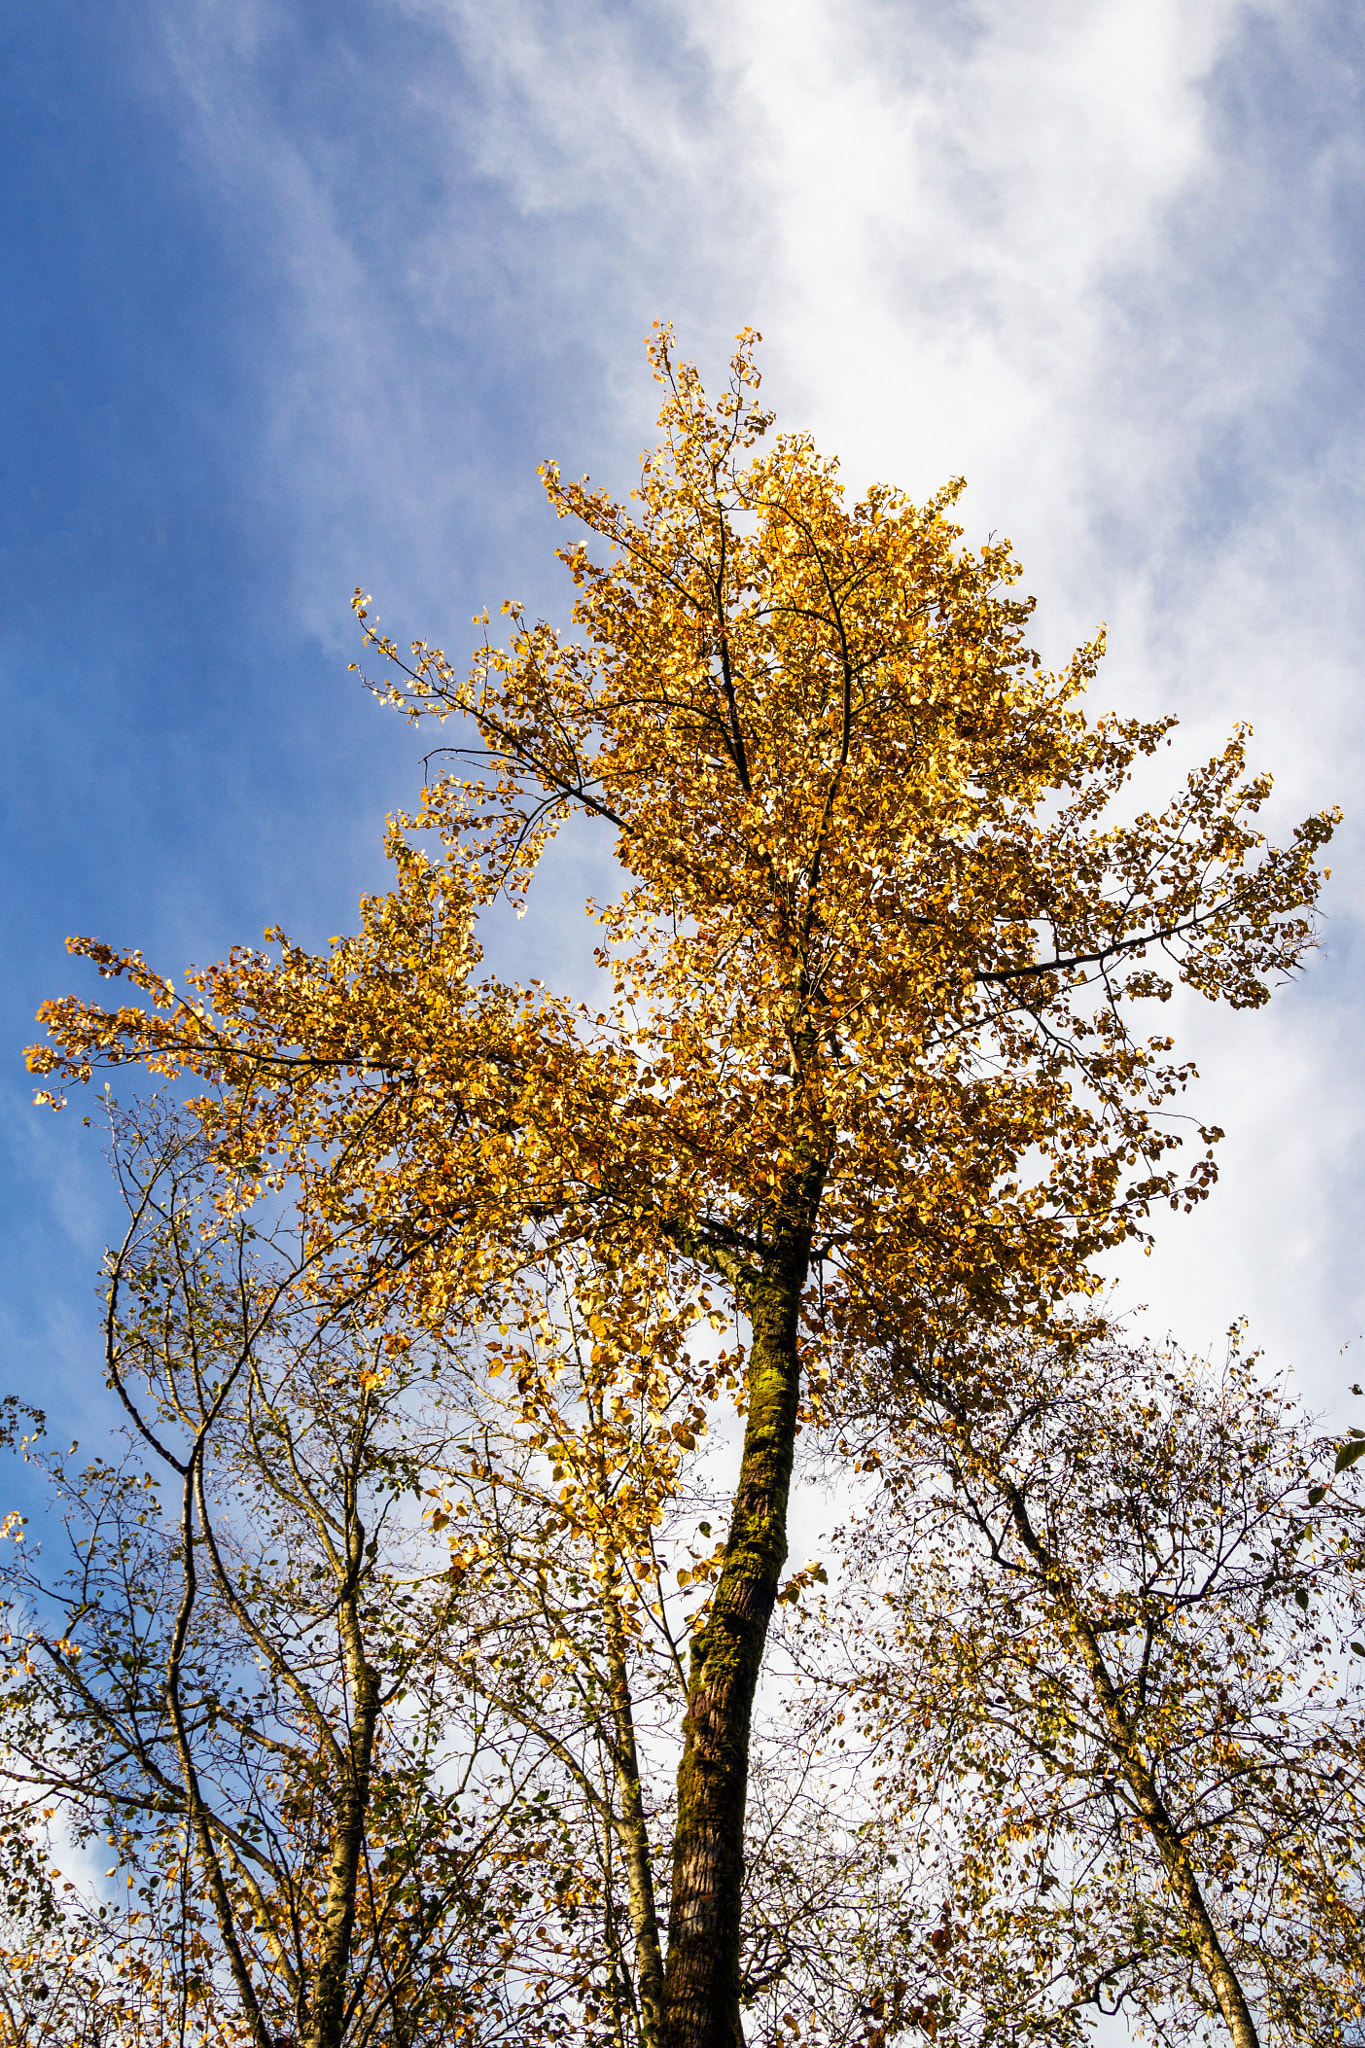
4 0 1365 1479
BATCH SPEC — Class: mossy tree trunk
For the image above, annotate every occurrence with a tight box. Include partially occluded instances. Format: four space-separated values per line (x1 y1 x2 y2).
662 1185 818 2048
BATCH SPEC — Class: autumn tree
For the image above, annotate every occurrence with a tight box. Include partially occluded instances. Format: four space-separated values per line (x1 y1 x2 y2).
832 1333 1365 2046
27 328 1337 2048
0 1101 591 2048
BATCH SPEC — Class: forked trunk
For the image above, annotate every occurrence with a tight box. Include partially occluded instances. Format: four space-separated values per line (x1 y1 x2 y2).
662 1199 816 2048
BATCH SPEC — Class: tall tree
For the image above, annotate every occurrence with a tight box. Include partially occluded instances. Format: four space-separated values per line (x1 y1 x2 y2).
29 329 1337 2048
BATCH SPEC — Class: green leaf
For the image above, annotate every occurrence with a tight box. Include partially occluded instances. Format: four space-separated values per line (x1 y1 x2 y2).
1294 1589 1310 1610
1307 1485 1327 1505
1335 1437 1365 1473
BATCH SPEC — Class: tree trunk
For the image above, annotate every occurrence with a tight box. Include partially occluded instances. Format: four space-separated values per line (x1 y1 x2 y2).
169 1457 277 2048
1113 1743 1261 2048
1065 1612 1261 2048
662 1200 815 2048
997 1476 1261 2048
305 1578 381 2048
606 1594 666 2048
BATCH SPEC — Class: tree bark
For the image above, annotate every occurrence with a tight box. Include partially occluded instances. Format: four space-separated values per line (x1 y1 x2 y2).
662 1195 816 2048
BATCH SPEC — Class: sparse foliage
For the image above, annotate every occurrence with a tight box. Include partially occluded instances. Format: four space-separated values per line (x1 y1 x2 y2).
831 1335 1365 2046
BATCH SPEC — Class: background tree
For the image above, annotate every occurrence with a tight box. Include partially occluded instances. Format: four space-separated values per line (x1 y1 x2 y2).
834 1333 1365 2047
0 1101 584 2048
28 329 1338 2048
